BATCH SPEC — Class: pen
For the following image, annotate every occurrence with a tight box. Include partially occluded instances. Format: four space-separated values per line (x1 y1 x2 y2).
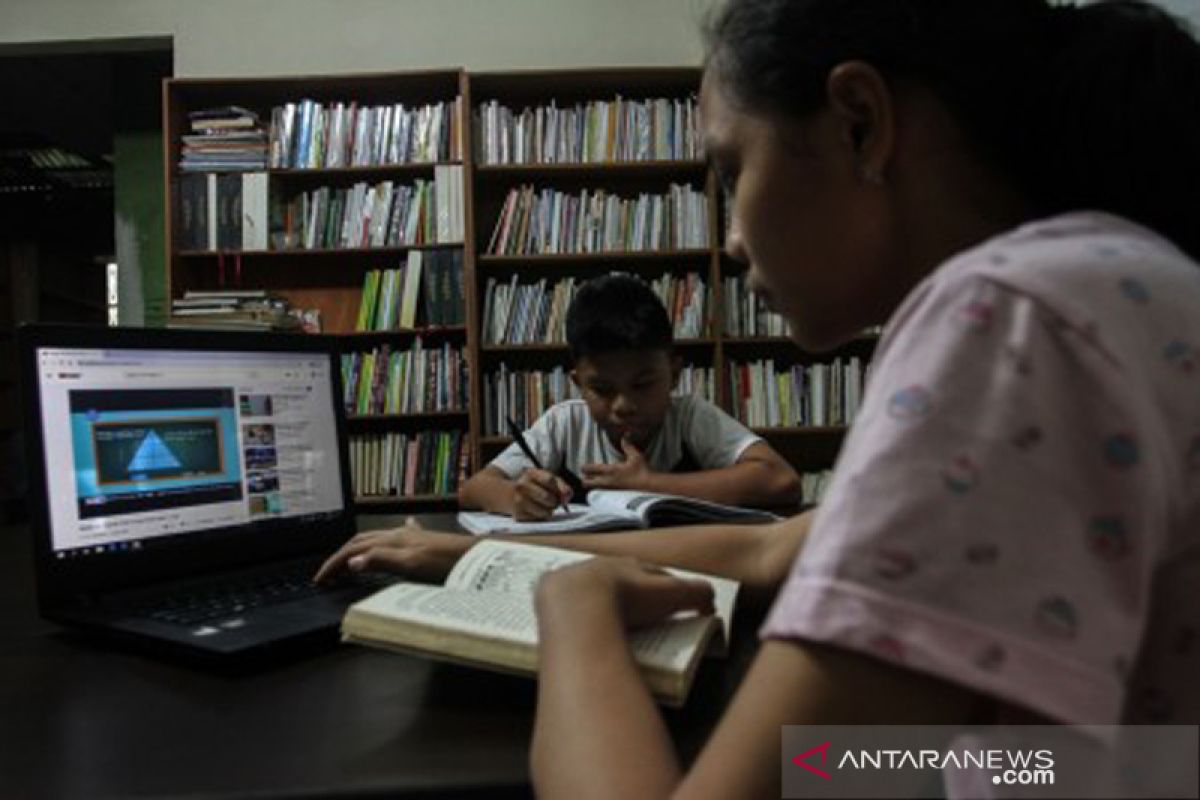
506 415 571 512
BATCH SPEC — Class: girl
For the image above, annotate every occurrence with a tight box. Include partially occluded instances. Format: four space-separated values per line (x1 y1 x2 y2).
529 1 1200 797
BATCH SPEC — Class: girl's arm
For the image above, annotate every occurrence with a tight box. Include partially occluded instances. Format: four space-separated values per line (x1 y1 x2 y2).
315 511 812 607
531 558 984 800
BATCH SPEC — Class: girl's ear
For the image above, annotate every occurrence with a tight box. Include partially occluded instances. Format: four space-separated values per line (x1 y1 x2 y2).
825 61 895 185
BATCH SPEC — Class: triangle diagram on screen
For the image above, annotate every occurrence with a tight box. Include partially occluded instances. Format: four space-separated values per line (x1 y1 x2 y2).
127 430 182 472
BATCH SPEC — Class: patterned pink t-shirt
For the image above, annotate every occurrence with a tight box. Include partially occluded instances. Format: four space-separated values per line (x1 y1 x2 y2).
762 211 1200 725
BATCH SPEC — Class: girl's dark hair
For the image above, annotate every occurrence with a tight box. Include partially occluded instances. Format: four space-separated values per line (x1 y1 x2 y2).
565 274 673 362
704 0 1200 259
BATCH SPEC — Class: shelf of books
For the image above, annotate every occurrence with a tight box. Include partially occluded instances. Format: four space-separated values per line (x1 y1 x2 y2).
164 66 873 514
719 255 879 504
164 70 472 510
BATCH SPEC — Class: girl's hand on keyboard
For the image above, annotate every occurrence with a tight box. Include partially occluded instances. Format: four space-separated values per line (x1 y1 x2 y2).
313 518 473 585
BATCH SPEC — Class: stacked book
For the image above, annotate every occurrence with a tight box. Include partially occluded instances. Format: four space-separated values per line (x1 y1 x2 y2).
486 183 708 255
482 364 579 435
275 167 463 251
673 365 716 404
340 340 468 417
167 290 304 332
355 250 465 332
476 95 701 165
180 106 269 172
349 429 468 498
723 273 790 337
269 98 462 169
728 357 867 428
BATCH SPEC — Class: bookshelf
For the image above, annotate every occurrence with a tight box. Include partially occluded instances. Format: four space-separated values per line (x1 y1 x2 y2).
163 70 471 510
164 67 873 513
467 67 713 473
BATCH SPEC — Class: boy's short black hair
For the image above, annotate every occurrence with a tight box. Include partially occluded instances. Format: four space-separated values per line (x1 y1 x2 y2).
565 275 673 362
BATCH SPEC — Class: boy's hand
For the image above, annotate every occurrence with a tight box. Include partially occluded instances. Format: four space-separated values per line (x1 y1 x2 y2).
313 517 472 584
513 468 573 521
582 436 652 490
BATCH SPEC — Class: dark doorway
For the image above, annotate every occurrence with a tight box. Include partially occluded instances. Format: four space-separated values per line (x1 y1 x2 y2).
0 42 172 522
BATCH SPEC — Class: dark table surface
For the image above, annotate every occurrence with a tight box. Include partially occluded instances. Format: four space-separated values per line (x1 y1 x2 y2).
0 513 761 799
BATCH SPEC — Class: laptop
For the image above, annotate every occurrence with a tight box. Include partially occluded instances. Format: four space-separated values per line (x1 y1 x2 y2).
18 323 383 665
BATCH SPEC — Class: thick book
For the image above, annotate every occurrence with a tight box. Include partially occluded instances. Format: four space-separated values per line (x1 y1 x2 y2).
456 489 779 535
341 539 738 706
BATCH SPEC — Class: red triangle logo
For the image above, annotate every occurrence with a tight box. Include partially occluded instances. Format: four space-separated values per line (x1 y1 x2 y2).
791 741 832 780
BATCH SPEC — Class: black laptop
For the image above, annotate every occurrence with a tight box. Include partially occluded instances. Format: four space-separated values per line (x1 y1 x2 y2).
18 324 382 664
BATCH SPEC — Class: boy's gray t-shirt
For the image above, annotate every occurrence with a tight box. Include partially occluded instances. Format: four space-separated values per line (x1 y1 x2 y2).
489 396 762 479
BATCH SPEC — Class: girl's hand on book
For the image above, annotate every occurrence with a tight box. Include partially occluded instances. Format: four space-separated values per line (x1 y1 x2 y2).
513 469 572 520
581 437 651 490
313 517 472 584
536 556 714 631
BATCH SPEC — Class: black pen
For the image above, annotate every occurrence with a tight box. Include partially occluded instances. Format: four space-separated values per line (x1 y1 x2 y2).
506 415 571 512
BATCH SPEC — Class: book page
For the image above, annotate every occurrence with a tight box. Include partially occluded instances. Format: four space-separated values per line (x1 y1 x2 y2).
348 578 712 675
628 614 718 671
447 540 739 646
348 581 538 644
445 539 591 594
584 489 667 521
586 488 779 525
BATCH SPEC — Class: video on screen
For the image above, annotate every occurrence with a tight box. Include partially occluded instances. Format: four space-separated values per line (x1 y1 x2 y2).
70 388 244 518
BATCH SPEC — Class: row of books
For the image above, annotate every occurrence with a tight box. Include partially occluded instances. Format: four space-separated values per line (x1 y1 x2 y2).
480 363 714 435
348 429 468 499
341 341 468 417
355 250 465 331
485 183 709 256
181 106 269 172
480 275 577 346
277 166 464 251
652 272 709 339
674 365 716 404
728 357 867 428
167 290 306 332
800 470 834 507
480 272 708 346
269 99 462 169
481 364 578 435
476 96 701 165
722 274 791 338
177 172 270 252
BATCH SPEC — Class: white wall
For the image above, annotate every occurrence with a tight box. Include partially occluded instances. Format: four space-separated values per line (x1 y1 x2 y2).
1157 0 1200 28
0 0 712 75
2 0 1195 77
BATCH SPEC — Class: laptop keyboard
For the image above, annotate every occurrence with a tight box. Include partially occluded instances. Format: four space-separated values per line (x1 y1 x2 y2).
128 561 353 627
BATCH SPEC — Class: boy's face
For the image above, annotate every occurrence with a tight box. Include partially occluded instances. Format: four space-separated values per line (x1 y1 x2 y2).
571 349 680 450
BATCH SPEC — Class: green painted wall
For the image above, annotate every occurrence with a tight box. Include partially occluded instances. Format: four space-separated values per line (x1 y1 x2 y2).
113 129 164 325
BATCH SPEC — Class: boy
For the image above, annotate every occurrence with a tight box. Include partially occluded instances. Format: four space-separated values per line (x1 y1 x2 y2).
458 274 802 520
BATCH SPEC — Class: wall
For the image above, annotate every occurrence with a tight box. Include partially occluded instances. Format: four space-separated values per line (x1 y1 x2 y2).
0 0 711 323
0 0 711 77
3 0 1196 77
1 0 1196 322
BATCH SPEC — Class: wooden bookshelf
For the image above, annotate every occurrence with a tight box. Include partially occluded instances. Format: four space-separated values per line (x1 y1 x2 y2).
164 67 873 513
163 70 471 511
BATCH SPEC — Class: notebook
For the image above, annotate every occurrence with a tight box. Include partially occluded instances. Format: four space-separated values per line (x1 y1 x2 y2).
457 489 780 535
17 323 382 666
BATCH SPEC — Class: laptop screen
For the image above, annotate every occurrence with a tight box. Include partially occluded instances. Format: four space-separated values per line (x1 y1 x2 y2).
33 343 346 561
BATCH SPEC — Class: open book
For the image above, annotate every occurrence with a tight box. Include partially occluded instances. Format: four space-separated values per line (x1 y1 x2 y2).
341 539 739 707
457 489 780 535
